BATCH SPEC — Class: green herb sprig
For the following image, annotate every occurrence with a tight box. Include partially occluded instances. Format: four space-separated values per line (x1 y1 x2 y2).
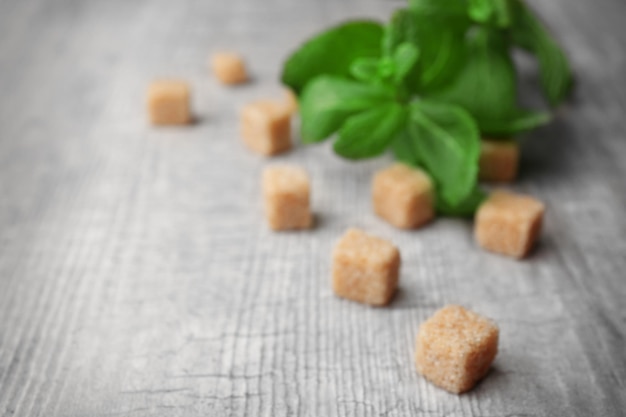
281 0 572 215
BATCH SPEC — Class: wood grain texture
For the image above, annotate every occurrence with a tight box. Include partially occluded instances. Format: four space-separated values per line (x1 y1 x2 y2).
1 0 625 416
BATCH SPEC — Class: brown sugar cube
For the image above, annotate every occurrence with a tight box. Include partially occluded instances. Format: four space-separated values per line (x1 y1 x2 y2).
241 100 292 156
332 228 400 306
284 88 299 115
415 305 499 394
262 165 312 230
147 80 191 125
479 139 519 182
211 52 248 85
475 190 545 258
372 163 434 229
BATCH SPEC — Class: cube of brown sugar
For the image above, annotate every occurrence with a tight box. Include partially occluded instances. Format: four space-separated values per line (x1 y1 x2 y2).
284 88 299 115
415 305 499 394
372 163 434 229
241 100 292 156
211 52 248 85
263 165 312 230
147 80 191 125
475 190 545 258
479 139 519 182
332 229 400 306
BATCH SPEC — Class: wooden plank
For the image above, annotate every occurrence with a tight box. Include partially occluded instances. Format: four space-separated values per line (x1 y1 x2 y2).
0 0 625 416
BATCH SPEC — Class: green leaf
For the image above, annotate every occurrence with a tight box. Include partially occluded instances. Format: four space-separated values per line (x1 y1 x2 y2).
334 102 407 159
427 27 543 136
468 0 512 28
350 58 379 83
437 185 487 216
299 76 394 143
384 8 467 93
408 0 467 18
391 124 422 167
428 28 515 121
492 0 513 28
392 123 486 216
393 43 420 84
468 0 494 24
510 0 573 106
409 100 481 206
376 57 397 82
349 43 419 88
479 109 551 136
281 21 384 94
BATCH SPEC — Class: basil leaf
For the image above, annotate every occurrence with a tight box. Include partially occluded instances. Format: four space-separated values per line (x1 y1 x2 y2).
393 42 420 84
392 123 486 215
491 0 513 28
479 109 551 136
409 100 481 206
427 27 543 136
428 28 516 121
437 185 487 216
281 21 384 94
384 8 467 93
468 0 512 28
350 58 380 83
349 43 419 88
299 76 394 143
408 0 467 19
334 102 407 159
391 123 422 167
510 0 573 106
468 0 494 24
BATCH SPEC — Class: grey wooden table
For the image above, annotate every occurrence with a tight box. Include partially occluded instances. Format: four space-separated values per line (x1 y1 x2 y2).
1 0 625 416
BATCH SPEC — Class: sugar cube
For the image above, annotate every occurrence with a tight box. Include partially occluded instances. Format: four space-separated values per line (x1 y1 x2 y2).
415 305 499 394
262 165 312 230
241 100 292 156
211 52 248 85
372 163 434 229
475 190 545 258
332 229 400 306
479 139 519 182
147 80 191 125
284 88 298 115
